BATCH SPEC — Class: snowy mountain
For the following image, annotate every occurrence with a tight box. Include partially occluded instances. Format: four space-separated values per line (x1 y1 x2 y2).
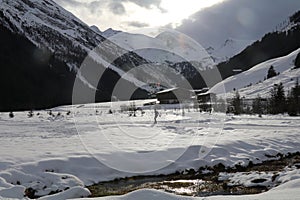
0 0 150 111
100 29 213 70
0 0 151 76
98 27 250 68
93 28 216 89
102 28 122 38
207 38 255 63
0 0 100 62
211 48 300 99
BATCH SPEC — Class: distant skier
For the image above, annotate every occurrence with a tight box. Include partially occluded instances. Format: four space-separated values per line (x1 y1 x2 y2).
154 106 159 124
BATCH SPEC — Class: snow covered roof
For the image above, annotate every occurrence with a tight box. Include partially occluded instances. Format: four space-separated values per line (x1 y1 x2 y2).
156 87 179 94
190 88 210 92
197 92 216 96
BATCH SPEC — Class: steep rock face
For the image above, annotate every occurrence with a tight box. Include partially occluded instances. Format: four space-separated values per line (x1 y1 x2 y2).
0 0 149 111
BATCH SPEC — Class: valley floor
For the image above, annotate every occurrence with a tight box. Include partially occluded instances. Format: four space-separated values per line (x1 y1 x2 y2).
0 100 299 199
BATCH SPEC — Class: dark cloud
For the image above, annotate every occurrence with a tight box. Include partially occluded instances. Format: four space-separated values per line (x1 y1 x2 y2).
108 2 126 15
177 0 300 47
126 21 149 28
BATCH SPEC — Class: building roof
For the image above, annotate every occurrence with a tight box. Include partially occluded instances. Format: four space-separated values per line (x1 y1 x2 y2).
190 88 209 92
156 87 179 94
197 92 216 97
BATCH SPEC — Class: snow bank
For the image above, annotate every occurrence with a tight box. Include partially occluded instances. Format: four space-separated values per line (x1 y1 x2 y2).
39 186 91 200
0 185 25 199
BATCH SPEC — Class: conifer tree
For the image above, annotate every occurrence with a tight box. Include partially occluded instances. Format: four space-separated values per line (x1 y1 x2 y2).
267 65 277 79
252 95 263 116
232 91 242 115
295 53 300 69
268 83 286 114
287 78 300 116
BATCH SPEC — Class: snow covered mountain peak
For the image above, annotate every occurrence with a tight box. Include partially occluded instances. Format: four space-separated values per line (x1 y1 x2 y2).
90 25 102 34
102 28 122 38
102 29 215 70
207 37 255 64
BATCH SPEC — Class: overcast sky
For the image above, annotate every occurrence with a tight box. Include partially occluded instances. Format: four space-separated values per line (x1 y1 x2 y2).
53 0 300 46
177 0 300 47
53 0 224 31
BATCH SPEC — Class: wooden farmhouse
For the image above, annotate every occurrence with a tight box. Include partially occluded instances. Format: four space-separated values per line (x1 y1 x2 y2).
156 88 192 104
197 91 217 112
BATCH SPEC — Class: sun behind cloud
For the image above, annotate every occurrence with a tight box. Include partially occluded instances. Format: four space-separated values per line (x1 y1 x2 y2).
158 0 225 28
54 0 225 31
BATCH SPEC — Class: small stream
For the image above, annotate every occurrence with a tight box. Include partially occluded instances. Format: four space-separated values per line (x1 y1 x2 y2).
87 152 300 198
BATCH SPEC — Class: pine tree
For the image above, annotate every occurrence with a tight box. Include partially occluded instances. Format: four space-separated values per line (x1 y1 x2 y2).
277 83 286 113
287 78 300 116
267 65 277 79
28 110 34 118
287 90 296 116
295 78 300 114
9 111 14 118
295 53 300 69
232 91 242 115
252 95 263 116
268 83 286 114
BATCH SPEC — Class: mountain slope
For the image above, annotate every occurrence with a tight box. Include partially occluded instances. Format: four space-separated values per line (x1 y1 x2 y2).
0 0 149 111
211 48 300 99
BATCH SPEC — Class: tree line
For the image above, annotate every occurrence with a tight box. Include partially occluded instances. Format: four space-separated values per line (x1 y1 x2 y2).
230 79 300 116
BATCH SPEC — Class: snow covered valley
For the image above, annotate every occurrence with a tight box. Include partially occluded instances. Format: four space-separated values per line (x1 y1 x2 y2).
0 101 299 199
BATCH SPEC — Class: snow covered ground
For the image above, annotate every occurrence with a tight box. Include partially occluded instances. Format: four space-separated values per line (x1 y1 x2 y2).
0 100 299 199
